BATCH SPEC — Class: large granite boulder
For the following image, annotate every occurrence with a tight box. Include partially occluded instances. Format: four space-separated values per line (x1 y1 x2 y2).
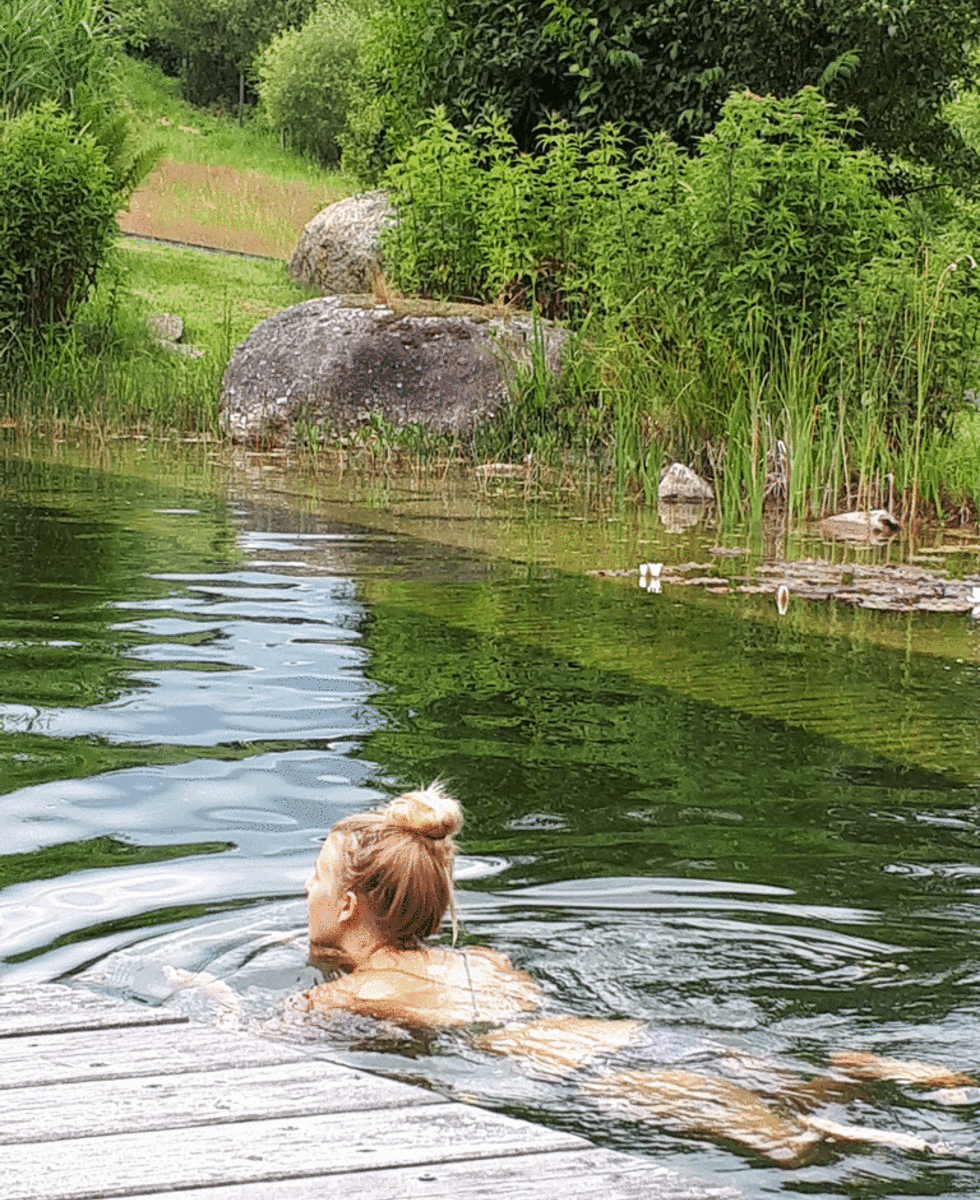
288 191 393 294
220 295 565 443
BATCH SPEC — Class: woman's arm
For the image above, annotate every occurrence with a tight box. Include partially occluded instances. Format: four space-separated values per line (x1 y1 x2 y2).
474 1016 642 1077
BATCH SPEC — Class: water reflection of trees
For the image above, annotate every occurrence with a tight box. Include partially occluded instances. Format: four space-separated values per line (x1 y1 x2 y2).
356 579 980 911
0 456 240 795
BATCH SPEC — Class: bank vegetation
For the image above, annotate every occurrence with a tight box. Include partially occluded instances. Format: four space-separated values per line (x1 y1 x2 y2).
4 0 980 525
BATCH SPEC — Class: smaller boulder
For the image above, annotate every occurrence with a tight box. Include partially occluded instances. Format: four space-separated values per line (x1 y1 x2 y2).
146 312 206 359
658 462 715 503
289 191 394 294
147 313 183 342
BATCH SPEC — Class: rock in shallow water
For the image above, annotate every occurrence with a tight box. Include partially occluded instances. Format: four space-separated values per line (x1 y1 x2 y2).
658 463 715 503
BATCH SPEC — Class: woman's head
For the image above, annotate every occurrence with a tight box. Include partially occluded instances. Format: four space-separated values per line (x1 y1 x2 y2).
309 783 463 952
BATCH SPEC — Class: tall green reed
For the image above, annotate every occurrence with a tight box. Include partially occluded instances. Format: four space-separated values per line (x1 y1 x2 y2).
380 90 980 519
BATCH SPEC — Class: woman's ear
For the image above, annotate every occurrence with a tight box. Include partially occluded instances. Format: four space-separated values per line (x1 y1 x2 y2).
338 889 359 924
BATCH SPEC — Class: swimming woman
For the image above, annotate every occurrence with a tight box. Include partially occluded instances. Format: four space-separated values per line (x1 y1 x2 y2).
290 783 977 1166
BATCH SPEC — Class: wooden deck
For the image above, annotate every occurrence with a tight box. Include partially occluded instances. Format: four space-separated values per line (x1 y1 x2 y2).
0 984 740 1199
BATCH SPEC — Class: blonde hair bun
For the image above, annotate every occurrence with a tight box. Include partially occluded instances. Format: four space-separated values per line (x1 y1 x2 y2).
384 782 463 840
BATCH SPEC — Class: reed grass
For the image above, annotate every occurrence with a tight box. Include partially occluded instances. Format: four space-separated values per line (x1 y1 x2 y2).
0 240 315 436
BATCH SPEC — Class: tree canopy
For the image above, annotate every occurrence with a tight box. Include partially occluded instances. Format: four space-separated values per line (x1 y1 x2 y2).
370 0 980 172
116 0 317 104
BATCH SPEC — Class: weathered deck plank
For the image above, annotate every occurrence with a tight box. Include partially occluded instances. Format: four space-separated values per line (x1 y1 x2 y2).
0 982 137 1017
0 1104 587 1199
0 1022 305 1088
129 1149 739 1200
0 1060 446 1143
0 984 741 1200
0 981 190 1037
0 1006 188 1037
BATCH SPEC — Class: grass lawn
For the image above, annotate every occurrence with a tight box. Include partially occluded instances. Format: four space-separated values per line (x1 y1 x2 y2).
120 160 352 259
118 57 359 259
118 239 316 353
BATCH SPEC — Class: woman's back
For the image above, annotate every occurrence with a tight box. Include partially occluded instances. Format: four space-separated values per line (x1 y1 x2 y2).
299 945 542 1027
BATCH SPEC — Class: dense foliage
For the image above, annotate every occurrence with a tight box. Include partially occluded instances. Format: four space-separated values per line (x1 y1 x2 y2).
0 106 119 332
0 0 157 340
255 1 372 165
385 90 980 517
363 0 979 173
115 0 317 106
384 92 902 327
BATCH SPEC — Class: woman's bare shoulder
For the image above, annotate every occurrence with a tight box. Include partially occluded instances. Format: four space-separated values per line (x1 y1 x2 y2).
463 946 518 969
459 946 537 984
295 945 540 1027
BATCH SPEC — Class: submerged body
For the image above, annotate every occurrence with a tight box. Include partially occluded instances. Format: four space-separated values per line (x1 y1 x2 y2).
285 783 977 1166
299 943 542 1027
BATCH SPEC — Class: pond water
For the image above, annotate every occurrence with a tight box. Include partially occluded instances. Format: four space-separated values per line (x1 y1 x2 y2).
1 442 979 1198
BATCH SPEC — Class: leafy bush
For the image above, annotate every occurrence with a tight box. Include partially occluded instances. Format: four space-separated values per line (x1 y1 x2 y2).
384 108 630 311
383 90 980 516
545 0 980 165
116 0 318 107
363 0 980 174
385 91 898 323
658 89 901 332
255 0 371 166
363 0 566 160
0 0 159 340
0 105 119 333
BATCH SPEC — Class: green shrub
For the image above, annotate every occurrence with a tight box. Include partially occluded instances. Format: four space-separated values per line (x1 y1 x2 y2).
255 0 371 166
658 89 901 333
365 0 565 161
115 0 317 107
382 89 980 516
384 90 897 326
544 0 980 169
0 105 119 334
361 0 979 175
383 109 632 311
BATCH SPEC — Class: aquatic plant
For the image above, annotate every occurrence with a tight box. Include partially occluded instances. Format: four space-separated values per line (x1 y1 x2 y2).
382 89 980 522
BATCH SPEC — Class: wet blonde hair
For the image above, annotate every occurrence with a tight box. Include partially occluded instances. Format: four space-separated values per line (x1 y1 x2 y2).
328 782 462 948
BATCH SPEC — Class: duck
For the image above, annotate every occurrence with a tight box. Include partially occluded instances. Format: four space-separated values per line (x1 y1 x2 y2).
818 510 901 541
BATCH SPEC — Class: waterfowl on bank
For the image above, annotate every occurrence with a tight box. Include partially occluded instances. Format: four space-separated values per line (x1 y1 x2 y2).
819 510 901 541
